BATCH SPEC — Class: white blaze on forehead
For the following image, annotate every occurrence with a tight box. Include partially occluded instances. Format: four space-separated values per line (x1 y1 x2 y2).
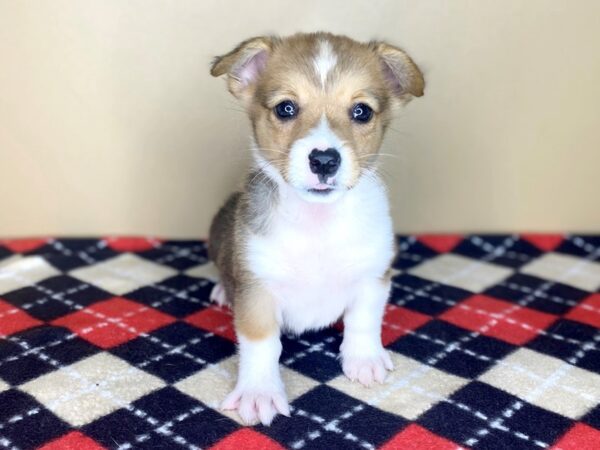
313 40 337 88
305 115 342 151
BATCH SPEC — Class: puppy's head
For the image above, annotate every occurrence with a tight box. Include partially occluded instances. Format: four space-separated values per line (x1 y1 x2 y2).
211 32 424 203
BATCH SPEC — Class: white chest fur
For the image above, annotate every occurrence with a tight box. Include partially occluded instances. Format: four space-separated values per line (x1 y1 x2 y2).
246 175 395 333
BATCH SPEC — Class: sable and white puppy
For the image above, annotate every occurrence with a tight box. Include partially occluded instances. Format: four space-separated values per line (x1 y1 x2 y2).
208 32 424 426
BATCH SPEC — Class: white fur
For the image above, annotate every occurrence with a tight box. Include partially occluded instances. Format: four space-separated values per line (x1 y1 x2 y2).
226 51 395 424
221 334 289 425
313 40 337 88
340 277 395 385
247 171 394 333
287 115 353 202
226 155 395 425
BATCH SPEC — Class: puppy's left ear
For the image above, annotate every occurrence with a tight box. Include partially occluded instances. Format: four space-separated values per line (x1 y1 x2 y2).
372 42 425 101
210 36 275 102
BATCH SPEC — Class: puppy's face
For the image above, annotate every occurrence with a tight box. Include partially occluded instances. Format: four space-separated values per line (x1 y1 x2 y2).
211 33 424 202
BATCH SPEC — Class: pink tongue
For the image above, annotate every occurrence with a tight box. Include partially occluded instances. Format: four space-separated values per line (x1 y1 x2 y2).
313 183 332 190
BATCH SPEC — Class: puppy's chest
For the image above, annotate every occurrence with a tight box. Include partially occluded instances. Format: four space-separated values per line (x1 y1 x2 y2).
249 206 380 285
247 197 393 332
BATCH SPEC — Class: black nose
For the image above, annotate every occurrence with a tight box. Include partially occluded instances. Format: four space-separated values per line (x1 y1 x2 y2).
308 148 341 181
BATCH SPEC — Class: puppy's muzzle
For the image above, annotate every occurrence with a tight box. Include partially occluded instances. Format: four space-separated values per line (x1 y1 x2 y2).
308 148 341 183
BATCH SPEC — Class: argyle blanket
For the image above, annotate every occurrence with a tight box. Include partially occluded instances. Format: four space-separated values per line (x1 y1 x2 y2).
0 235 599 450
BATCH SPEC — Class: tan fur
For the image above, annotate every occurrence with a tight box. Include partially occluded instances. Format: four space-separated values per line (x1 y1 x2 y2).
208 32 424 341
233 283 279 340
211 32 423 189
208 174 279 341
210 36 276 101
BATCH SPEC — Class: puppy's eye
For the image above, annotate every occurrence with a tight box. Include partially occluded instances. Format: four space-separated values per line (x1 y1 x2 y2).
274 100 298 120
351 103 373 123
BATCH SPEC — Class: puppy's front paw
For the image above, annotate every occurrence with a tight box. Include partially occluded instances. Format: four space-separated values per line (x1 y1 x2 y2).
342 349 394 387
221 386 290 426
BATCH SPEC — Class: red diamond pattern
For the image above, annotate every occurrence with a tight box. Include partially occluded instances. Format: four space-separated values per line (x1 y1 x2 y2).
38 431 106 450
209 429 285 450
104 236 161 252
521 233 565 252
382 304 431 346
417 234 463 253
185 305 236 342
439 294 558 345
551 423 600 450
0 299 42 336
52 297 175 348
380 424 462 450
565 294 600 329
0 238 48 253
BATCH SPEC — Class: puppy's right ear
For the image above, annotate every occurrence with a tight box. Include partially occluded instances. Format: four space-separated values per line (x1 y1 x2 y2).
210 36 274 102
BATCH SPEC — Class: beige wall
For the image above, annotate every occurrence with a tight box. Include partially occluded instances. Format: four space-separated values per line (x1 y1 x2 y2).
1 0 599 238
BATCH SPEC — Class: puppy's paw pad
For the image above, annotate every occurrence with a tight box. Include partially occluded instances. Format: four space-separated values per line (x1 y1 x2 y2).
221 387 289 426
342 351 394 387
210 283 229 306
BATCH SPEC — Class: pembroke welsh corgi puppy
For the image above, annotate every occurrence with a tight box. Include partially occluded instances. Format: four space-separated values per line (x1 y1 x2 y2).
208 32 424 425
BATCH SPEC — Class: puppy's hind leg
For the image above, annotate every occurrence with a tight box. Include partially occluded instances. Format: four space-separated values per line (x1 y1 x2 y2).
207 193 240 308
209 282 230 307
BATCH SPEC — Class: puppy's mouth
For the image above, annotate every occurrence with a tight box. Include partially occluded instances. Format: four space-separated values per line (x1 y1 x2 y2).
308 182 334 192
298 181 348 203
306 182 337 195
307 188 334 195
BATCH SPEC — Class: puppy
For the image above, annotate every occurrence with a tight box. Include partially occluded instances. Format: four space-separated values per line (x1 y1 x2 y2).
208 32 424 426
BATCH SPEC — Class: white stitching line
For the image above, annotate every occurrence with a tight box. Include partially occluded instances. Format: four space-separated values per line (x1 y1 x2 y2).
0 276 215 369
153 244 207 266
47 239 108 265
115 405 205 450
291 404 374 450
0 334 78 367
458 234 517 267
8 335 202 450
148 279 212 308
285 238 529 450
10 262 209 323
392 282 597 348
570 235 598 254
0 436 19 450
65 296 230 380
0 270 228 384
0 405 39 450
469 235 532 263
466 329 600 448
463 236 600 447
313 236 545 448
382 311 597 402
19 283 92 311
0 307 21 321
396 252 425 263
34 240 206 292
375 236 600 447
28 331 216 411
371 328 550 447
406 236 517 291
282 336 339 365
397 236 417 253
497 280 600 312
370 236 584 447
547 236 600 287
